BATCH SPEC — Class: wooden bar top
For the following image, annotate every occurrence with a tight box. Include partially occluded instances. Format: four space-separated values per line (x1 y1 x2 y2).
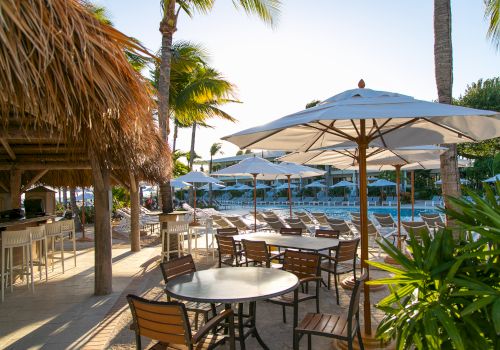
0 215 56 229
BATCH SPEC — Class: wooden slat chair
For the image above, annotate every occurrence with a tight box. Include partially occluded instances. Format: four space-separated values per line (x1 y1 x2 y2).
314 229 339 239
262 217 286 232
373 213 396 228
280 227 303 236
214 235 243 268
215 227 238 236
294 212 315 226
127 294 235 350
293 273 367 350
326 217 345 226
311 213 329 226
320 238 360 304
241 239 284 268
268 250 321 324
160 255 218 329
286 218 315 235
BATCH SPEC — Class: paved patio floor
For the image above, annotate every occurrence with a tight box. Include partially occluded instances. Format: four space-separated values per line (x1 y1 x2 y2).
0 228 391 350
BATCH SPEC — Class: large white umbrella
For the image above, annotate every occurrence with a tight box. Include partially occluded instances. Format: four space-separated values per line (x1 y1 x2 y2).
212 156 290 230
199 183 226 191
330 180 356 188
483 174 500 183
170 179 191 189
222 82 500 333
305 181 327 188
368 179 397 187
175 171 220 224
255 183 271 189
275 182 298 190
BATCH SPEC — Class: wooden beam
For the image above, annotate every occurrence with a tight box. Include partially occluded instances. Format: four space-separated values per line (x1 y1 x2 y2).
0 128 61 141
0 162 91 170
0 179 8 192
0 138 16 160
110 173 129 189
21 169 49 192
10 169 23 209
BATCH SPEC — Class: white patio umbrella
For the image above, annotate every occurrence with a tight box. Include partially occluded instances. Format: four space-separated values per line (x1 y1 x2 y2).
275 182 298 190
212 156 290 230
330 180 356 188
232 184 253 191
483 174 500 183
435 178 470 185
170 179 191 189
222 81 500 334
199 183 226 191
255 183 271 189
175 171 221 224
305 181 327 188
368 179 397 187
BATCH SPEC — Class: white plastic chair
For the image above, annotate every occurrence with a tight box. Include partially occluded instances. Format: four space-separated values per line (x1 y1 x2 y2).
28 225 48 282
59 219 77 269
45 221 64 272
1 229 34 302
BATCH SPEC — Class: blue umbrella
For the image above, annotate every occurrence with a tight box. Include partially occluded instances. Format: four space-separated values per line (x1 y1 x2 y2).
483 174 500 183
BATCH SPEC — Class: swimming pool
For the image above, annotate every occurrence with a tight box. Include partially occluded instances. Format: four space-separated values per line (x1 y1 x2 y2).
249 205 439 222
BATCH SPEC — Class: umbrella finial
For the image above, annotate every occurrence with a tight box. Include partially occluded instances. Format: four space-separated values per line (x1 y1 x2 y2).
358 79 365 88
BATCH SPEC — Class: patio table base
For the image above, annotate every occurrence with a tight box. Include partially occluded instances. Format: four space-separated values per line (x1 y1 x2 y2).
331 326 394 349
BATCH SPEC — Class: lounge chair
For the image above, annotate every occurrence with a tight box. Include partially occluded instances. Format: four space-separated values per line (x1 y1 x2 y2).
327 221 354 238
352 221 393 257
263 216 287 232
331 197 344 206
311 212 329 226
368 196 380 206
382 196 396 206
326 217 345 226
302 197 315 205
424 196 443 207
373 213 396 228
226 216 253 232
402 221 430 242
285 218 314 235
294 211 316 226
420 213 444 230
211 215 233 229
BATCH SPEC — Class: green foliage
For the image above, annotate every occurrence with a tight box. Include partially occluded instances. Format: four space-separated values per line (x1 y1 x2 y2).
173 150 190 177
77 205 95 224
112 186 130 211
305 100 320 109
484 0 500 50
455 77 500 159
368 183 500 349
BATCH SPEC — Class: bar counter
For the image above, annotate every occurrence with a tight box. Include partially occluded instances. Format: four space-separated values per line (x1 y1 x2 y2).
0 215 56 230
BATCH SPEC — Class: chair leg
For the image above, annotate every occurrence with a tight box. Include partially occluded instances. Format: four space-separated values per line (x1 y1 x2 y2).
73 232 77 267
334 274 339 305
10 248 14 292
29 244 34 292
44 239 48 282
51 238 55 271
1 247 5 302
60 234 65 273
293 330 299 350
282 305 286 323
348 337 353 350
327 272 331 290
308 334 312 350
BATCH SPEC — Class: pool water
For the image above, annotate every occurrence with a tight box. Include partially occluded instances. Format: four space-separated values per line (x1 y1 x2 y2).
256 206 439 222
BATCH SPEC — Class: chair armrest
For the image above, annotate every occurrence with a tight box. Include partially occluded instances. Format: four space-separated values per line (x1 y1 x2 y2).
192 309 234 344
318 253 337 262
299 276 322 284
270 251 286 260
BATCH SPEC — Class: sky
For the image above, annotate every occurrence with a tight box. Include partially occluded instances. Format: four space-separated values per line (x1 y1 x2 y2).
98 0 499 162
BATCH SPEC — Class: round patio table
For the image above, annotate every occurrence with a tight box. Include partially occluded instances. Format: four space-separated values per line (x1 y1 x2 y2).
165 267 299 350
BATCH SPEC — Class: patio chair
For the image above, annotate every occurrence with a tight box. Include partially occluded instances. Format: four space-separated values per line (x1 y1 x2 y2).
420 213 444 230
294 212 316 225
160 255 218 328
314 229 340 239
211 215 233 229
263 217 286 232
127 294 235 350
293 273 367 350
350 212 361 221
326 217 345 226
215 234 243 267
320 238 359 304
216 227 239 236
225 216 252 233
311 212 329 226
331 197 344 206
327 221 354 238
302 197 315 205
268 250 321 323
402 221 430 243
241 239 284 268
373 213 396 228
382 196 396 206
280 227 303 235
368 196 380 206
352 221 389 256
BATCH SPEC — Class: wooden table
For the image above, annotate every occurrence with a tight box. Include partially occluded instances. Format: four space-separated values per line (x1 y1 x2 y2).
165 267 299 350
232 232 339 253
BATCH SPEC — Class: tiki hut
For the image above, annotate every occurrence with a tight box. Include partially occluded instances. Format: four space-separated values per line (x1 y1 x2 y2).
0 0 169 294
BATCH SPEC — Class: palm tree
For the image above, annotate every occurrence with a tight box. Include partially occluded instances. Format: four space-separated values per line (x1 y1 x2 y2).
209 142 223 205
485 0 500 49
157 0 281 214
434 0 461 218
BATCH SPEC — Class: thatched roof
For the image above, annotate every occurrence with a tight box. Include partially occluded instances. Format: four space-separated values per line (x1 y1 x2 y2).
0 0 169 186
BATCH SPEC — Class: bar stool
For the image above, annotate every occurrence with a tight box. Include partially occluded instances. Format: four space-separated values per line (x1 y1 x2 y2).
59 219 77 269
1 229 34 302
161 221 189 261
28 225 48 282
45 221 64 272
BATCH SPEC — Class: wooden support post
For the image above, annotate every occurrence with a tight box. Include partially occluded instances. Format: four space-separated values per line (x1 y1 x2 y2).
90 153 113 295
252 173 257 232
0 138 16 160
10 169 22 209
358 120 372 335
130 173 141 252
0 180 8 193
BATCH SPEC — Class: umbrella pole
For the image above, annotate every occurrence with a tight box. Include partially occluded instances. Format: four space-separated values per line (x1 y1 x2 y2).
253 174 257 232
395 165 402 249
358 124 372 335
82 188 86 239
193 184 197 225
287 175 292 218
411 170 415 221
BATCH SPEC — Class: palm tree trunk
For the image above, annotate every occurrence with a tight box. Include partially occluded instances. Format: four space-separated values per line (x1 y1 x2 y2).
158 0 177 214
172 123 178 153
188 122 197 206
62 186 68 208
434 0 461 221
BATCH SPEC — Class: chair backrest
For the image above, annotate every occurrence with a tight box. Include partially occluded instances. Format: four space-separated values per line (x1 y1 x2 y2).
127 294 191 347
263 217 285 231
328 222 352 236
283 250 320 280
335 238 359 263
2 229 31 248
327 217 345 226
241 239 270 267
212 215 233 228
167 221 189 234
420 214 443 228
45 222 61 237
402 222 429 241
215 234 238 257
280 227 302 235
350 212 361 220
347 272 368 330
311 213 329 225
29 225 46 241
160 254 196 284
59 219 75 232
226 216 250 230
216 227 239 236
295 212 314 224
284 218 307 230
315 229 339 239
373 214 395 227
